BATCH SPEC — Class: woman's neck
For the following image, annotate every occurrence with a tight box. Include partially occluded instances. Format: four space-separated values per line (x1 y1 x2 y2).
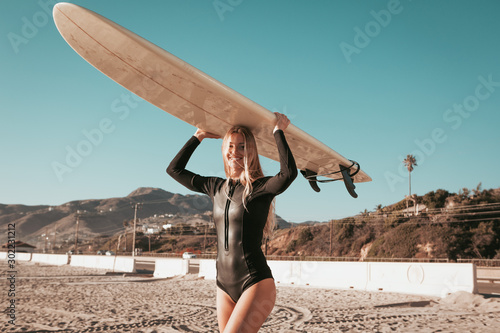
229 177 241 185
229 170 242 180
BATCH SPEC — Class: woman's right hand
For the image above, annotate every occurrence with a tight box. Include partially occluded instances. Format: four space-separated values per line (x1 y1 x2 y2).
194 128 221 142
273 112 291 133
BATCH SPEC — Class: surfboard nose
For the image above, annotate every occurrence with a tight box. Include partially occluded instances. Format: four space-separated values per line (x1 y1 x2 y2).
53 2 84 21
53 2 70 15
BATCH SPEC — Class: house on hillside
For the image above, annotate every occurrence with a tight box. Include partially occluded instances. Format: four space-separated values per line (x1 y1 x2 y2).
2 240 36 253
142 224 161 235
400 203 428 217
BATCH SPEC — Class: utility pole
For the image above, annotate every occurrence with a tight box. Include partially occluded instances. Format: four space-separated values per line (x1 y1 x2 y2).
52 223 57 253
329 220 333 256
203 223 207 253
124 227 128 252
74 211 80 253
131 203 142 257
116 234 122 256
44 227 48 253
124 232 127 252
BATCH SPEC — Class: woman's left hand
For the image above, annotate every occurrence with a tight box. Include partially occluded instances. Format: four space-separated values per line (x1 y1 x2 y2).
273 112 291 133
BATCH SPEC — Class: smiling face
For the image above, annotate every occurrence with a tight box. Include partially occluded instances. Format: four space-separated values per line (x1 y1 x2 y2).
222 126 262 182
226 133 245 177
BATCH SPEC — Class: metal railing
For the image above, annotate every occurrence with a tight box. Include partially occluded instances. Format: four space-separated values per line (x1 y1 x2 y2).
458 259 500 267
265 256 450 263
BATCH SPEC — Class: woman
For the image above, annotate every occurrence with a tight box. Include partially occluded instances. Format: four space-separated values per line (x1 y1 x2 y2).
167 113 297 332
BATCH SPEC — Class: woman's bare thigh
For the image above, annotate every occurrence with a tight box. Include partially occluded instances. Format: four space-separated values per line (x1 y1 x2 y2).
222 278 276 333
217 286 236 332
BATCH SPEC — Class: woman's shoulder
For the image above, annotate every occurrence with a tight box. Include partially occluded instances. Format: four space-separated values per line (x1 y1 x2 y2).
210 176 227 187
251 176 272 187
193 175 226 195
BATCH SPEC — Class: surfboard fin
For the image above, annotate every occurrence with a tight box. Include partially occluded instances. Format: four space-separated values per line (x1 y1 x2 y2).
300 169 321 192
301 161 360 197
340 164 358 198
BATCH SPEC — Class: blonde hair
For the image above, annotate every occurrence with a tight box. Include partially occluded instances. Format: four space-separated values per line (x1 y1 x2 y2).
222 126 275 238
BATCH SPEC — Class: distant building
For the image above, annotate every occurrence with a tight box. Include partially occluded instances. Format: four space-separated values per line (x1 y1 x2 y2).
143 224 161 234
400 204 428 216
147 227 160 234
2 240 36 253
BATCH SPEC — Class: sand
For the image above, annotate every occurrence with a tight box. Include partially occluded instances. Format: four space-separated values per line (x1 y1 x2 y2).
2 261 500 332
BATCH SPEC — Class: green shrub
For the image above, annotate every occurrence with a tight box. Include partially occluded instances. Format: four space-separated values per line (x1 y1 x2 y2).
297 228 314 245
286 239 297 253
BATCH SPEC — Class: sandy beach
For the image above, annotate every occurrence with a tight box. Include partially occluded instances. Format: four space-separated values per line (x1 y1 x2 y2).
2 261 500 333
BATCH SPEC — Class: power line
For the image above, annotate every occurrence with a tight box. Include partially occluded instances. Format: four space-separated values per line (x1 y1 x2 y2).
330 216 500 225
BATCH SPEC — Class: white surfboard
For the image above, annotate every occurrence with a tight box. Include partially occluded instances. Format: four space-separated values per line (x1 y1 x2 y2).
52 3 371 197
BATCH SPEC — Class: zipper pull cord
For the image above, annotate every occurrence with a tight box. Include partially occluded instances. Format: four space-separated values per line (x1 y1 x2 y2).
224 181 236 251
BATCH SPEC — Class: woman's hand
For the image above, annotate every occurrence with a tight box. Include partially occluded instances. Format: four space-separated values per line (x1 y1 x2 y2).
273 112 291 133
194 128 221 142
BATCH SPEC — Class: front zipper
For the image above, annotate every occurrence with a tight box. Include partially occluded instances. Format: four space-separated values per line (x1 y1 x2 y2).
224 181 236 251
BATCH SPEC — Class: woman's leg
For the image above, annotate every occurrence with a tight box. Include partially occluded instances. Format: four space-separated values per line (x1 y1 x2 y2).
217 286 236 332
222 278 276 333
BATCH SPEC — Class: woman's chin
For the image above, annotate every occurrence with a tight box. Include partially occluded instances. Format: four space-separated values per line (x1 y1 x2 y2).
229 167 243 178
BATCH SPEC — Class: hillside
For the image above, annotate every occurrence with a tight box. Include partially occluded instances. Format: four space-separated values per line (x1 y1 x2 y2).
266 186 500 260
0 187 297 252
0 187 214 248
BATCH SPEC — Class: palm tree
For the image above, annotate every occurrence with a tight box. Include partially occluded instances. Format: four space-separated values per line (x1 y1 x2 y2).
403 155 417 211
359 208 369 217
472 182 482 197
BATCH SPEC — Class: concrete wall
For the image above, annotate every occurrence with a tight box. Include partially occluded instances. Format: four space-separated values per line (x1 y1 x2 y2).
16 252 33 261
70 255 136 272
154 259 189 278
268 261 477 298
270 261 369 290
196 260 477 297
1 250 477 298
365 262 477 297
198 259 217 280
32 253 69 266
476 267 500 282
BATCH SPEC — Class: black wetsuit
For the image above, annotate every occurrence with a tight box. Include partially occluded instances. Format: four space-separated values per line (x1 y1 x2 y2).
167 130 297 302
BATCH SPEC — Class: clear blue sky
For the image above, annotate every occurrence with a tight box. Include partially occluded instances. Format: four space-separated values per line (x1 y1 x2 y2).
1 0 499 222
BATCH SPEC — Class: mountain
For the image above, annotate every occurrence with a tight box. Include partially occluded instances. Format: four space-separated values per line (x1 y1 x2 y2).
0 187 214 249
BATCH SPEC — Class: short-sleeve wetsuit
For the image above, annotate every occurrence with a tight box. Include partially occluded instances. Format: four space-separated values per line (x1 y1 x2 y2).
167 129 297 303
